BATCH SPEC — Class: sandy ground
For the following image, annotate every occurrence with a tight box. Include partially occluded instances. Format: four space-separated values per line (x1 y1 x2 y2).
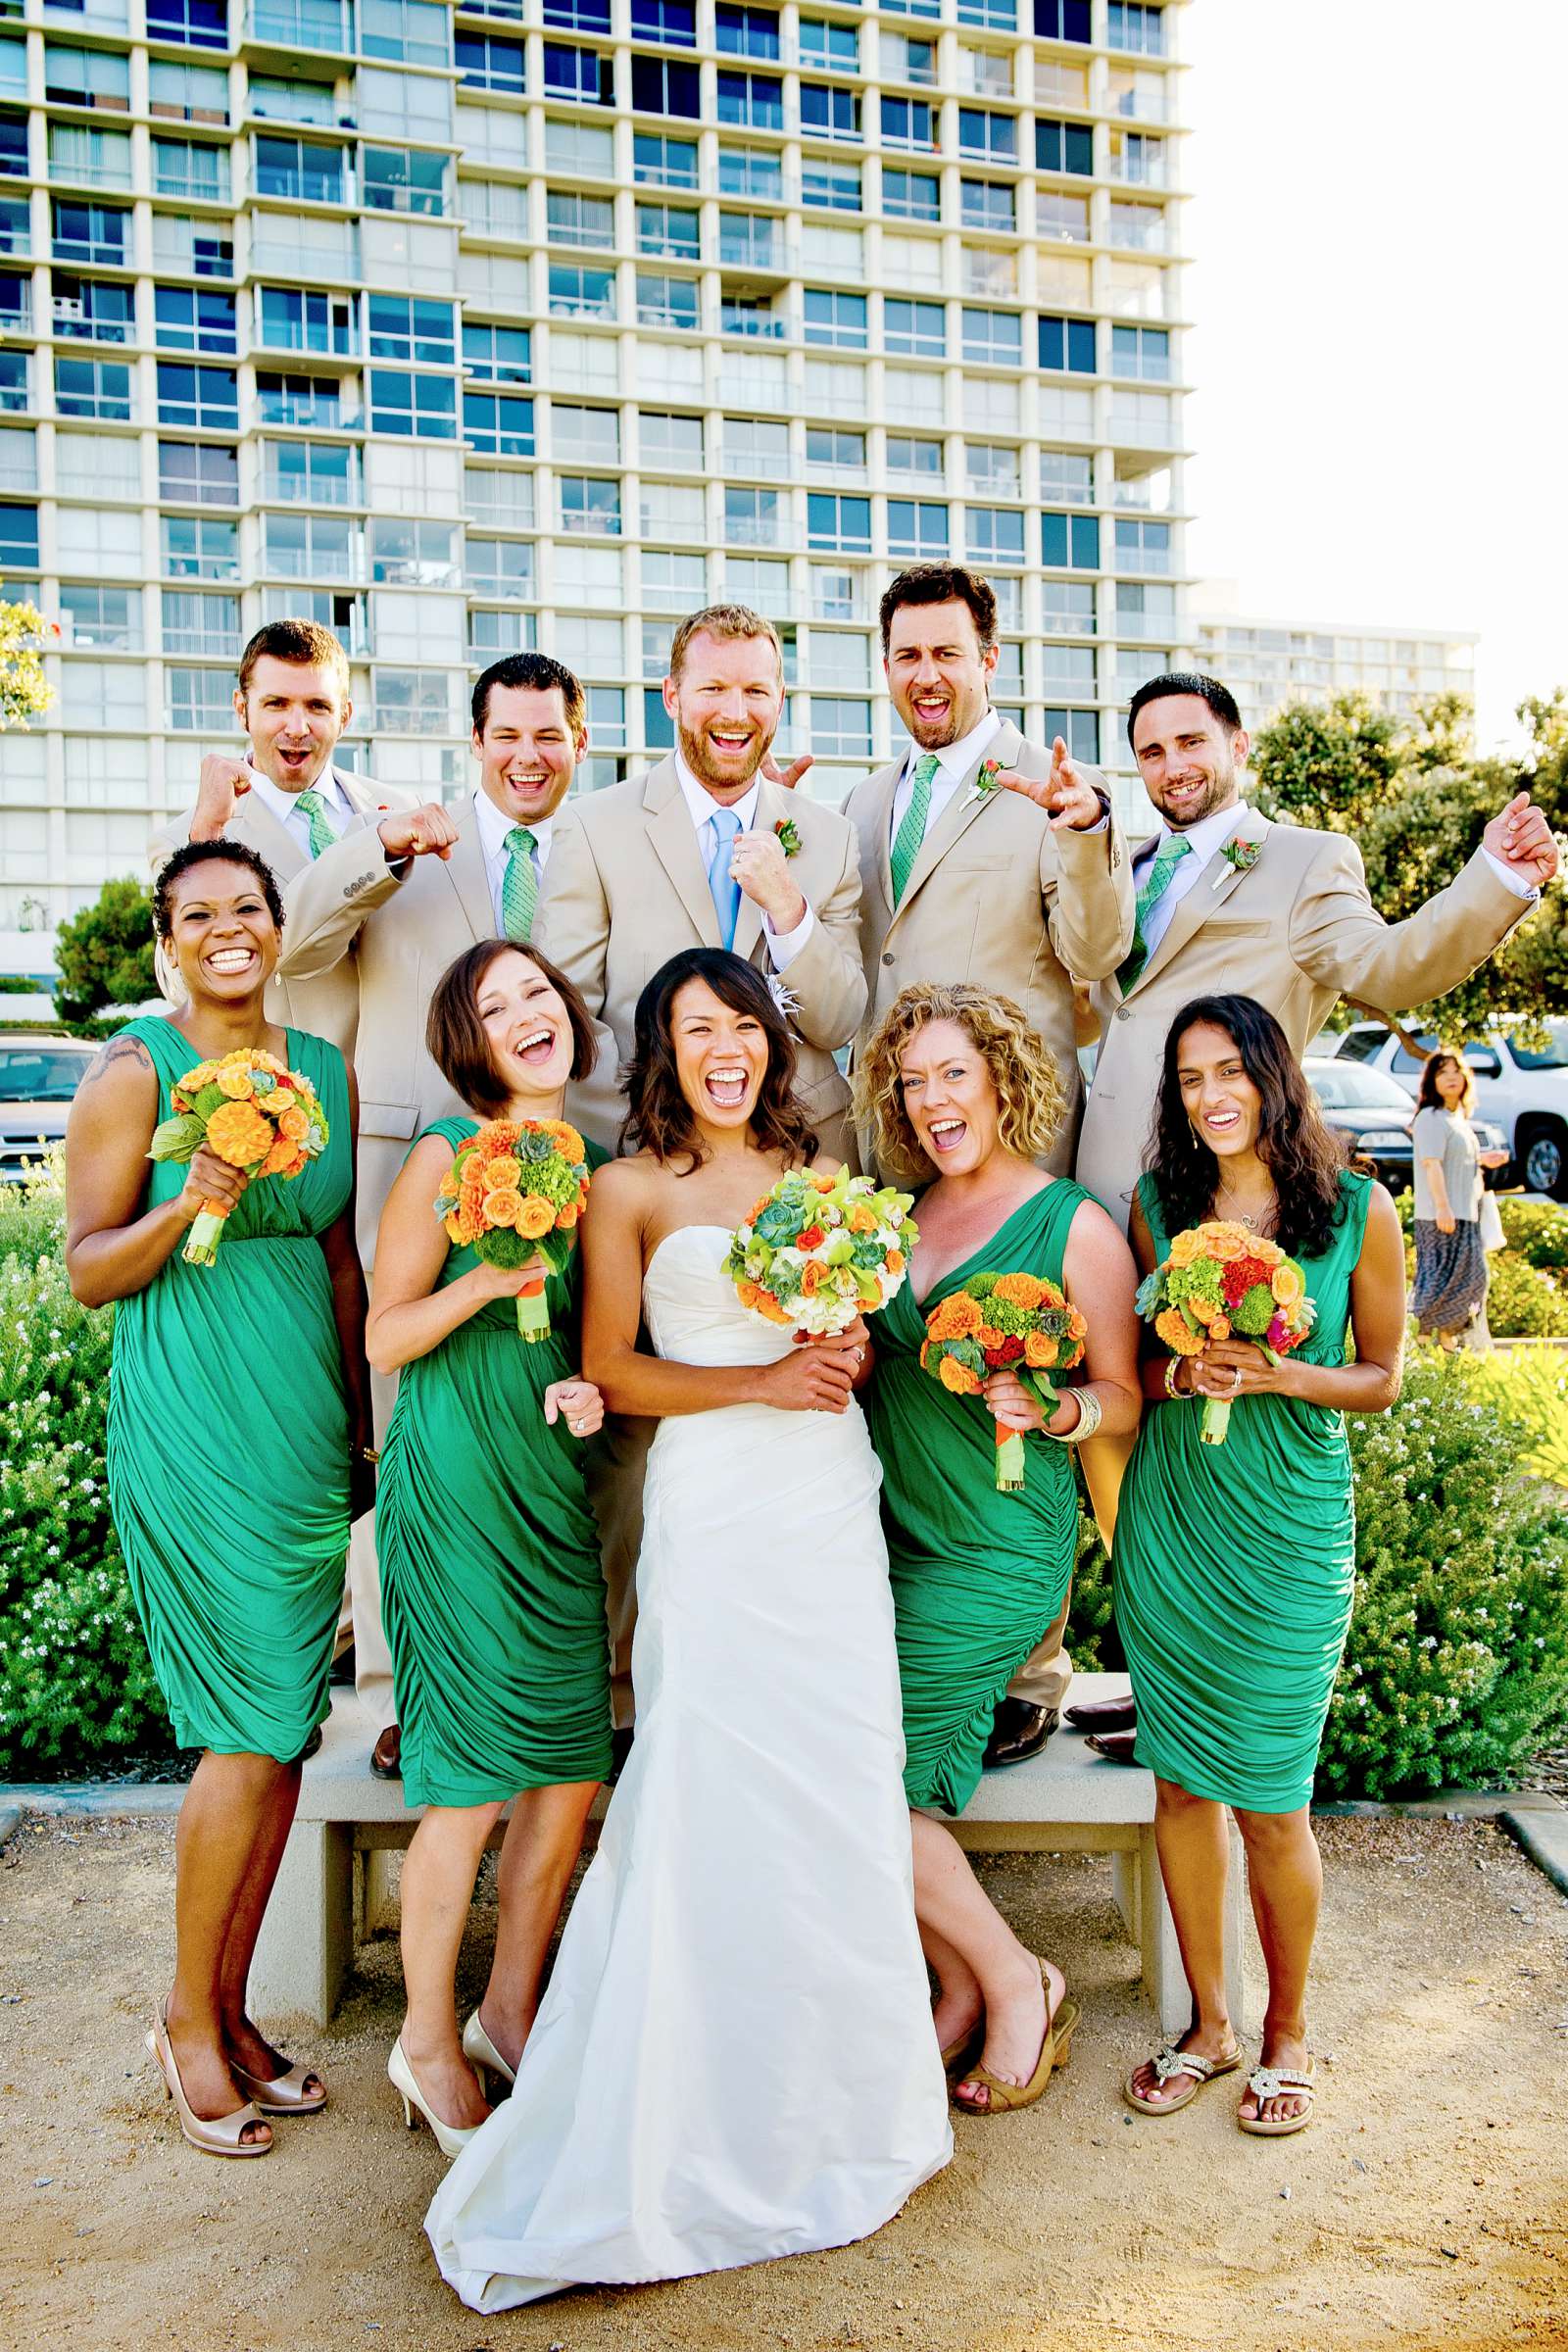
0 1813 1563 2352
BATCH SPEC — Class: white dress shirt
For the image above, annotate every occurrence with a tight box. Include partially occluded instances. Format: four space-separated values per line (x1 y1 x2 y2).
673 754 813 969
1133 798 1538 963
243 759 356 857
887 710 1003 850
472 786 555 934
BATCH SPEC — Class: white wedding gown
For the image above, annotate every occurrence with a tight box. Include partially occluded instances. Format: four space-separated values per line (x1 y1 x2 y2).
425 1225 952 2312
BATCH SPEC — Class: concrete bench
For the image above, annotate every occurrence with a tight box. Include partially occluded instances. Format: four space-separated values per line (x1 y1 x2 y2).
251 1673 1247 2036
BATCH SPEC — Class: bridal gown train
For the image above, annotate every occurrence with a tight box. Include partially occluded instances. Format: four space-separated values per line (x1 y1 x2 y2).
425 1225 953 2312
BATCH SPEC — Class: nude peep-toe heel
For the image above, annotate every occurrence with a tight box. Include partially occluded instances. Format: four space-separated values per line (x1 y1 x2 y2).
146 2006 271 2158
231 2057 327 2115
387 2037 483 2159
461 2009 517 2095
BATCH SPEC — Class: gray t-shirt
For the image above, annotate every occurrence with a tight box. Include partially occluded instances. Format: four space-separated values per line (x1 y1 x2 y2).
1412 1106 1481 1223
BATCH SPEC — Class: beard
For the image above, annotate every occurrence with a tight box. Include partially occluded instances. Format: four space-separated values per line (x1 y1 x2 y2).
677 717 770 797
1156 755 1239 831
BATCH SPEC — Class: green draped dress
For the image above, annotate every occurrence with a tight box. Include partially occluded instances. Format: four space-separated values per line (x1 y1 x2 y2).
104 1016 352 1761
374 1118 612 1809
866 1179 1091 1817
1115 1169 1372 1813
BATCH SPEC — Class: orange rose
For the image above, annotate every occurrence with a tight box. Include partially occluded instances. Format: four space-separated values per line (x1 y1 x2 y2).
918 1340 930 1368
259 1135 295 1178
445 1205 481 1248
801 1260 825 1294
885 1248 905 1275
757 1293 795 1325
1155 1307 1205 1357
850 1205 877 1234
460 1179 486 1223
216 1066 256 1100
514 1194 556 1240
484 1187 524 1228
937 1354 982 1396
206 1099 273 1168
1186 1293 1219 1326
556 1200 580 1229
1203 1226 1248 1263
277 1103 310 1143
977 1323 1004 1350
259 1088 294 1115
994 1272 1045 1309
1271 1262 1305 1305
1210 1315 1231 1340
810 1173 836 1193
1167 1230 1201 1269
482 1154 521 1191
1067 1309 1089 1342
538 1118 586 1163
735 1279 762 1310
1024 1331 1058 1368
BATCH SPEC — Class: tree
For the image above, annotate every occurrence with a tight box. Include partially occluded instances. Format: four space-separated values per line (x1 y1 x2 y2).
53 877 158 1024
1250 691 1403 835
0 599 57 731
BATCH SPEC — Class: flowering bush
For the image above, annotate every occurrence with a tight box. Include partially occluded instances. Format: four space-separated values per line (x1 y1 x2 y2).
0 1173 171 1773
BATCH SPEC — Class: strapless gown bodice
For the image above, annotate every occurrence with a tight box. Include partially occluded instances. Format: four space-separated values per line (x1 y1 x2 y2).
642 1223 797 1365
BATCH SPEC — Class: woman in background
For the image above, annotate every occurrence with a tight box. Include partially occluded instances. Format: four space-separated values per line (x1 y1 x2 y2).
1409 1050 1507 1349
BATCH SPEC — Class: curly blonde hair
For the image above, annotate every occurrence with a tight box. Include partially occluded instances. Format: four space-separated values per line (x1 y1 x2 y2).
854 982 1068 1184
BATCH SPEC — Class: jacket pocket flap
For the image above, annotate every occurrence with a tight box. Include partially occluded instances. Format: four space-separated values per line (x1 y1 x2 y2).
360 1100 418 1140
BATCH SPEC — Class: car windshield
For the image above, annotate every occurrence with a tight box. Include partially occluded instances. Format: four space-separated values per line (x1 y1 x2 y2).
1306 1062 1414 1111
1508 1020 1568 1072
0 1045 96 1103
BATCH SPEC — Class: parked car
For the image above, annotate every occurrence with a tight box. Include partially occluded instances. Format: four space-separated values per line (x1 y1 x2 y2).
1319 1021 1568 1198
1302 1058 1418 1191
0 1032 99 1183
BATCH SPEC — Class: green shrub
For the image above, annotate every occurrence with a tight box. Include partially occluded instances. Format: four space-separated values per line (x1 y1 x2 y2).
1497 1195 1568 1272
1484 1250 1568 1339
0 1177 172 1774
1468 1345 1568 1488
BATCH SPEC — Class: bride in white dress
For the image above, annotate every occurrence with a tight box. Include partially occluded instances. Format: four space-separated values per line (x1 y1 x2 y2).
424 950 952 2312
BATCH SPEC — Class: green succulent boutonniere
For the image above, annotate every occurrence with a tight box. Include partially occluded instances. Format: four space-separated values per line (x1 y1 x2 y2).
774 815 802 858
1218 833 1262 878
962 759 1005 810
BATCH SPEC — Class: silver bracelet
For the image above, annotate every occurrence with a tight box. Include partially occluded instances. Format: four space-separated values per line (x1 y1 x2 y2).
1045 1386 1102 1445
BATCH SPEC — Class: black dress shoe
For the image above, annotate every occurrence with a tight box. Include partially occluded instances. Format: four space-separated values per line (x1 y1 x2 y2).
1065 1692 1137 1734
369 1723 402 1781
607 1725 635 1786
328 1643 357 1687
1085 1730 1139 1765
982 1699 1060 1770
299 1725 323 1763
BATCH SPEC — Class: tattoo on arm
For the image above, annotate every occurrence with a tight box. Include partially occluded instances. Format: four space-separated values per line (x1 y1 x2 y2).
76 1037 155 1093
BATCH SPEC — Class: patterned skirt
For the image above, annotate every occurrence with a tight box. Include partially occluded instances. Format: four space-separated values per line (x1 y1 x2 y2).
1410 1218 1488 1336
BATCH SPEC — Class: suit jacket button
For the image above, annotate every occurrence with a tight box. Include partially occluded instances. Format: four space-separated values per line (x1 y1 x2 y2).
1116 1005 1131 1020
882 952 895 966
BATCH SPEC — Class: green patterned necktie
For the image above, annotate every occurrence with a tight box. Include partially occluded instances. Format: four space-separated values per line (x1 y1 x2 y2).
502 825 538 941
292 786 336 860
889 751 942 908
1118 831 1194 991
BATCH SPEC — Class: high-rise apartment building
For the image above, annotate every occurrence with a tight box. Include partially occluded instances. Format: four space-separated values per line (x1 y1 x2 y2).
0 0 1189 947
1191 585 1478 731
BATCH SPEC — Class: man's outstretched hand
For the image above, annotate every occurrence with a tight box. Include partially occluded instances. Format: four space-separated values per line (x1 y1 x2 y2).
994 736 1106 831
760 752 814 791
1483 792 1560 891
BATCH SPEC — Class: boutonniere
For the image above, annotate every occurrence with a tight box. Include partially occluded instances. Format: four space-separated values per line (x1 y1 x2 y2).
961 759 1004 810
773 815 802 858
1214 833 1262 886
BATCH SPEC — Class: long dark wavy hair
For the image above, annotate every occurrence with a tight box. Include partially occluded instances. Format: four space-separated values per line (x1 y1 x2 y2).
621 948 818 1172
1146 993 1348 1259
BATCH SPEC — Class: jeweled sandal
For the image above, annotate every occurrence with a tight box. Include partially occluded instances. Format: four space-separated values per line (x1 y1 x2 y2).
1124 2039 1242 2115
1238 2060 1315 2136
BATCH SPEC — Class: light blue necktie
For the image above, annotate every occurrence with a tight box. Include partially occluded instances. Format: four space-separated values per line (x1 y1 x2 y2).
706 806 742 949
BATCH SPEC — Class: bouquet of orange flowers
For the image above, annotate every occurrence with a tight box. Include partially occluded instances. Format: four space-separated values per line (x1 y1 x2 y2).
920 1271 1088 1492
724 1165 917 1337
435 1116 590 1342
1135 1218 1314 1446
149 1047 329 1266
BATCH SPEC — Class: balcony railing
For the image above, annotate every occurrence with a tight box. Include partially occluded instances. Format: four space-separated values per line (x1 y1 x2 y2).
262 467 358 507
723 514 780 548
256 319 359 359
244 0 355 52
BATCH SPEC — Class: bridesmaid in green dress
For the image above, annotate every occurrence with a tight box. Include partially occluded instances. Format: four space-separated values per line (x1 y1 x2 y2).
368 940 612 2157
65 839 368 2158
857 982 1141 2115
1116 994 1405 2137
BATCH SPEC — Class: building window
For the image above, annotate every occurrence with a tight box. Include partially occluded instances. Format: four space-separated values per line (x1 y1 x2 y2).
960 177 1015 232
641 411 704 467
156 363 239 431
716 72 784 130
263 438 358 505
636 271 698 329
714 3 780 61
456 33 525 95
633 132 699 188
51 199 129 269
363 146 450 215
368 295 457 366
643 551 705 612
463 390 535 456
368 368 458 437
161 589 240 658
1114 517 1170 573
961 306 1021 367
362 0 451 66
43 43 132 110
806 425 866 476
801 83 860 140
1111 322 1171 380
887 500 948 560
1040 576 1094 632
0 349 26 414
550 264 617 319
255 371 348 429
724 486 780 547
1041 448 1094 506
804 288 867 350
965 505 1025 565
1039 314 1096 373
630 55 700 115
1036 117 1093 174
254 135 347 205
250 74 339 129
154 285 238 356
958 109 1016 166
1035 0 1091 37
148 59 229 125
463 322 531 383
544 42 614 105
0 117 28 181
168 665 236 731
162 513 240 579
159 439 240 506
811 697 870 757
370 516 459 585
637 202 700 259
885 298 945 359
802 158 861 213
152 136 231 204
800 17 858 69
723 416 790 470
640 478 704 538
965 441 1020 497
881 97 935 150
258 286 357 356
886 432 943 479
1042 510 1100 567
882 168 940 222
466 537 535 600
719 211 781 268
1108 2 1165 55
51 274 134 344
807 492 871 554
469 606 537 657
548 189 614 250
1043 707 1099 761
145 0 228 47
544 0 612 29
559 475 621 535
0 500 38 568
630 0 696 42
262 512 355 580
717 144 783 200
465 466 536 528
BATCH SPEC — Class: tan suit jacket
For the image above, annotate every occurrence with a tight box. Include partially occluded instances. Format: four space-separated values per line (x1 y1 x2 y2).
1078 803 1538 1228
148 767 411 1063
843 719 1134 1175
272 817 501 1266
534 757 868 1163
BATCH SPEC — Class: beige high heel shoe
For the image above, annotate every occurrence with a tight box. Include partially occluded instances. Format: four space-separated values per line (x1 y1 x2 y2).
461 2009 516 2095
387 2037 484 2159
231 2057 327 2115
146 2006 271 2158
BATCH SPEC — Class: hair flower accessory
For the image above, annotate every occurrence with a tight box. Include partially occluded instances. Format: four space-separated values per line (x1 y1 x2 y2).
773 814 802 858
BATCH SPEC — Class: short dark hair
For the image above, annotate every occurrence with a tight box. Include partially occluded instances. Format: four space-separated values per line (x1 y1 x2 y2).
1126 671 1244 751
471 653 586 740
621 948 818 1172
237 619 350 700
154 838 285 942
425 940 598 1119
878 564 998 657
1416 1050 1476 1116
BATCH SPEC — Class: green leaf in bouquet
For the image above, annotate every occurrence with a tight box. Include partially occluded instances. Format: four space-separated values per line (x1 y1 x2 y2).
147 1112 204 1163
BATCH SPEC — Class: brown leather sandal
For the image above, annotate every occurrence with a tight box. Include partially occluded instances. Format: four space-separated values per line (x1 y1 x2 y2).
954 1965 1078 2116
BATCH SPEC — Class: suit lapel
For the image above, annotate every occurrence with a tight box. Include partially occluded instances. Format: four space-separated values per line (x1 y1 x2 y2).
443 817 499 943
335 767 384 832
644 758 722 948
861 759 901 924
1125 806 1272 1000
240 792 307 883
889 718 1022 929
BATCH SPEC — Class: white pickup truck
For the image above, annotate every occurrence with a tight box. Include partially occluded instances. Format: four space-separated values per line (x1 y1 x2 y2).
1320 1020 1568 1198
